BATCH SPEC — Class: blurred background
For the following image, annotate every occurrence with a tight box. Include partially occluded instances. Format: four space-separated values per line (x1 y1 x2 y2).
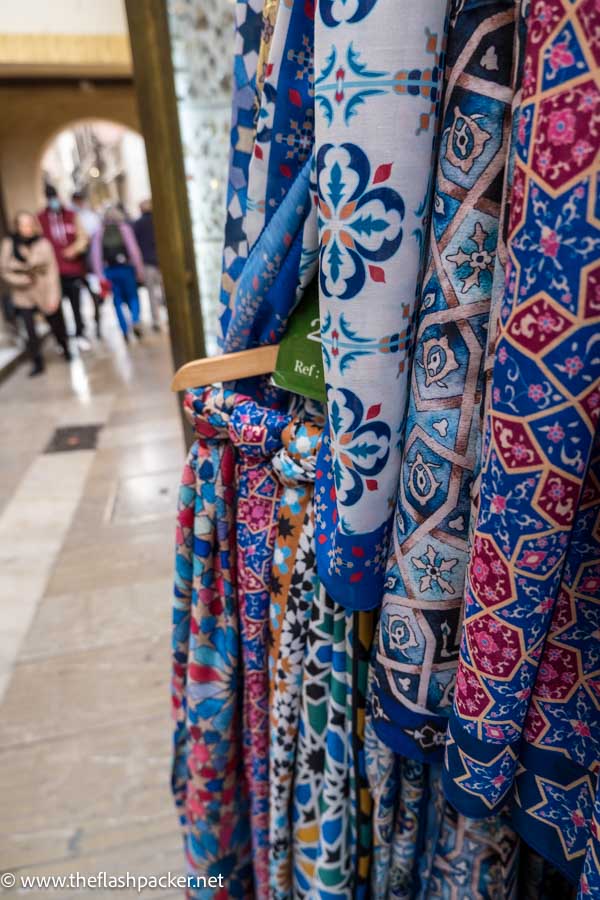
0 1 232 893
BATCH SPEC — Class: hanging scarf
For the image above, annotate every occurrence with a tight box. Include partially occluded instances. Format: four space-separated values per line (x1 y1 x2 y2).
365 749 520 898
371 0 517 760
313 0 450 611
255 0 281 107
172 388 252 899
510 433 600 883
293 598 375 900
228 400 292 898
347 610 375 900
579 782 600 899
312 603 354 898
269 416 322 900
223 0 316 354
293 585 336 897
245 0 315 250
418 769 520 898
443 0 600 823
365 707 401 899
219 0 264 343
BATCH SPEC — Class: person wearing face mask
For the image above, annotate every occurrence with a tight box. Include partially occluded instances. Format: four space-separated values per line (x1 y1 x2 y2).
0 211 71 376
38 185 91 350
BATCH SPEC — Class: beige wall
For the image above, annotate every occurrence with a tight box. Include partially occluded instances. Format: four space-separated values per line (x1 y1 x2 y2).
0 0 126 34
0 81 139 221
0 1 137 220
0 0 130 78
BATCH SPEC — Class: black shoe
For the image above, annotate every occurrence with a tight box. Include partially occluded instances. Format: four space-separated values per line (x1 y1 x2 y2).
61 344 73 362
123 331 130 344
133 324 143 339
28 360 45 377
152 323 161 333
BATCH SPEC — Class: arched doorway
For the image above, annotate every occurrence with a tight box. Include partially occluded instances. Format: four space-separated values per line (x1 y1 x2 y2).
0 78 139 221
41 119 150 218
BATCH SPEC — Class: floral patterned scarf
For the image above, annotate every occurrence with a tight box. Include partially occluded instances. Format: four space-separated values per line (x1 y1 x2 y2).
313 0 449 610
228 400 292 897
443 0 600 845
172 387 252 899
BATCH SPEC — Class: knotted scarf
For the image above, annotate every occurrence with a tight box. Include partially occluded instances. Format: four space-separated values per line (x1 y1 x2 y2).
172 387 252 899
269 417 323 900
228 400 292 897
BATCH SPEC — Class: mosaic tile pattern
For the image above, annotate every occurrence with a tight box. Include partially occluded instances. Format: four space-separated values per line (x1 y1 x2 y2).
167 0 236 355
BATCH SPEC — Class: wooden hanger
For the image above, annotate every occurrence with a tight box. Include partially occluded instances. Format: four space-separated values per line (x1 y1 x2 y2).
171 344 279 392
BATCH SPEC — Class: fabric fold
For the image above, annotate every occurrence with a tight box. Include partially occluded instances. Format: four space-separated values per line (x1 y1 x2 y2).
510 432 600 883
313 0 450 610
371 0 517 760
443 0 600 821
228 400 292 898
223 0 316 355
172 387 252 899
269 415 323 900
219 0 264 343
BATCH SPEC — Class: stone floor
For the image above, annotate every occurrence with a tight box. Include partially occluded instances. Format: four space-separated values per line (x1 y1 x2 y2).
0 297 186 896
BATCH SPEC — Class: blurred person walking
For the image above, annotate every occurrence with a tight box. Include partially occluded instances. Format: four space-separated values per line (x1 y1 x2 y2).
91 206 145 343
39 185 91 350
71 190 101 239
0 211 71 376
71 190 104 339
133 199 164 333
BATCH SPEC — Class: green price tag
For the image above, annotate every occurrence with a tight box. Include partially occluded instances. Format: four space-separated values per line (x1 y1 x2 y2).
272 279 325 402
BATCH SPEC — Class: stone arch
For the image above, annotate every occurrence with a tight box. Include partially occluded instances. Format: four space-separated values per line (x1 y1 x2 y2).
0 79 139 221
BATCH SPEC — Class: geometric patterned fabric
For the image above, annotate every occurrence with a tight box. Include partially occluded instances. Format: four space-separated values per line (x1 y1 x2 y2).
219 0 263 345
443 4 600 890
171 388 252 899
371 0 518 761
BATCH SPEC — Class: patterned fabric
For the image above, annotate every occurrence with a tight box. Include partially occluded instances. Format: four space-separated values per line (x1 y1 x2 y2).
348 610 375 899
365 747 520 899
256 0 280 106
419 771 520 899
365 706 401 899
510 433 600 883
223 0 315 354
228 400 292 898
389 758 429 897
444 0 600 824
219 0 264 344
313 0 449 610
171 388 252 899
292 589 373 899
222 155 313 353
245 0 315 249
310 606 374 899
293 585 335 896
313 603 354 898
579 778 600 898
269 418 322 900
371 0 517 760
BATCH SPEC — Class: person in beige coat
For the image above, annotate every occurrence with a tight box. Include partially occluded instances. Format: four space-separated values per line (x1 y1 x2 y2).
0 211 71 376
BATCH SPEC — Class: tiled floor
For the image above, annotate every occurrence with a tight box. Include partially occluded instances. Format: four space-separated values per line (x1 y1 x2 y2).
0 298 185 895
